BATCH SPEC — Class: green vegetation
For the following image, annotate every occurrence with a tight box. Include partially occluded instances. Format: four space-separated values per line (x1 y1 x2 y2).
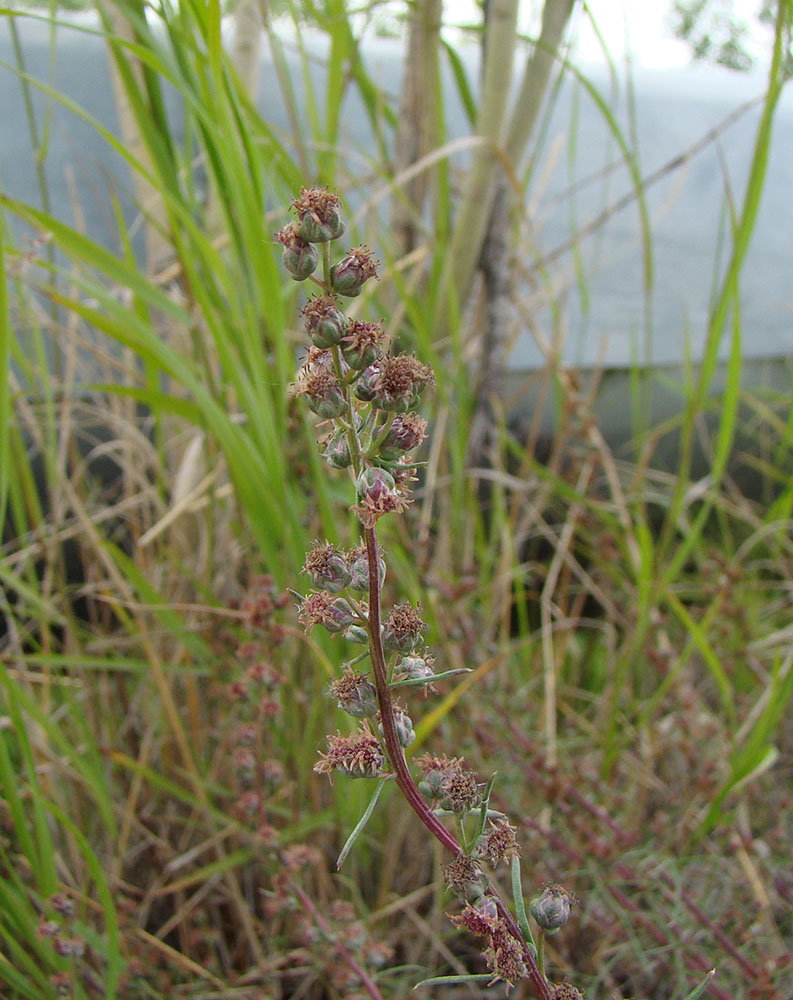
0 1 791 998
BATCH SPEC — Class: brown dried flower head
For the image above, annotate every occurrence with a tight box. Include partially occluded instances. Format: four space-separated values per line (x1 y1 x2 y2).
439 766 482 814
443 854 482 895
383 602 426 652
551 984 585 1000
291 187 344 243
449 901 499 938
370 354 434 412
342 319 385 370
314 723 385 781
485 921 528 990
328 667 378 719
476 819 520 867
293 350 347 419
302 541 351 593
416 752 465 798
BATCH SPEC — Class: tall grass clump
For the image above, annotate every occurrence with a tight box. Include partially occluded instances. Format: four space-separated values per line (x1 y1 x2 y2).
0 0 791 997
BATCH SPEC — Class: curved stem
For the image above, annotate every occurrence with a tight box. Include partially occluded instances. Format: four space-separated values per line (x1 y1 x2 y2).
363 526 552 1000
364 526 460 855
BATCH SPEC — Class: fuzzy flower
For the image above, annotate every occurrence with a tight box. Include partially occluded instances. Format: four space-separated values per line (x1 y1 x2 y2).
476 819 520 867
352 466 411 527
314 723 385 781
439 767 482 814
485 921 528 990
443 854 483 896
551 985 585 1000
302 541 352 593
302 294 348 348
329 667 378 719
383 602 426 652
369 354 434 412
293 350 347 419
297 591 360 634
342 319 385 370
274 221 318 280
378 412 428 460
330 245 379 297
291 186 344 243
415 753 465 797
449 901 499 938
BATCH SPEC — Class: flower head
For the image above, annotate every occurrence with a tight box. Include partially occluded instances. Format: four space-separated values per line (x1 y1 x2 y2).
302 294 348 348
342 319 385 370
314 722 385 780
485 921 528 990
291 187 345 243
369 354 434 412
297 590 360 634
529 883 576 932
383 602 426 652
329 667 378 719
330 245 379 297
352 466 411 527
293 350 347 419
378 412 428 460
302 541 352 593
274 221 318 280
476 819 520 867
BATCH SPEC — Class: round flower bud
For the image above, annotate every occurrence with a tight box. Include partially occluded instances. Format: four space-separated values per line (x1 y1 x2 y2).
344 624 370 644
378 413 428 461
323 429 352 469
302 295 348 349
379 707 415 748
329 668 378 719
302 542 352 593
354 364 381 402
355 466 396 505
274 222 318 281
529 884 575 933
330 245 379 297
342 319 384 370
291 187 345 243
396 650 435 681
346 543 386 593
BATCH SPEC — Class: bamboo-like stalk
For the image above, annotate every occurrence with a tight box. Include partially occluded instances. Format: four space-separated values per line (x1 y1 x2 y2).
100 0 173 274
436 0 577 337
392 0 443 256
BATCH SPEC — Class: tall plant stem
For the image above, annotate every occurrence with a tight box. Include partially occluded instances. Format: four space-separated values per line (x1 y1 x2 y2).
363 526 553 1000
364 525 460 856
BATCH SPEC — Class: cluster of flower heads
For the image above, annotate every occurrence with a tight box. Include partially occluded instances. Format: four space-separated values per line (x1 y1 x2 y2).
278 188 433 529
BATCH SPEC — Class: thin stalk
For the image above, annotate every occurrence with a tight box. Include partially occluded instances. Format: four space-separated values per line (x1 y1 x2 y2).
363 526 552 1000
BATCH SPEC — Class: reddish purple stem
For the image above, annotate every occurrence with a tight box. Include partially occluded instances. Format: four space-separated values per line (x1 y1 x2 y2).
363 526 553 1000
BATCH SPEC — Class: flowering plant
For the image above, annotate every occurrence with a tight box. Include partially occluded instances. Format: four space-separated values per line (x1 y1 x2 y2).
278 188 714 1000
